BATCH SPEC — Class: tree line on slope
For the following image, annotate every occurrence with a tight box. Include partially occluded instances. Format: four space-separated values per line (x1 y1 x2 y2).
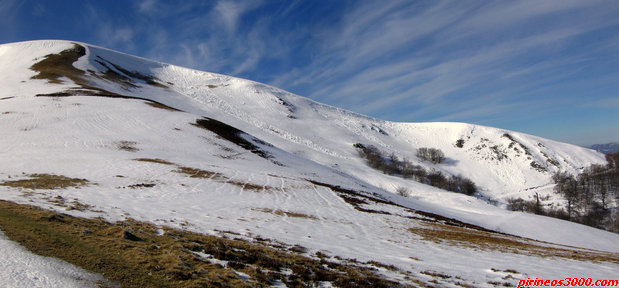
353 143 476 196
507 152 618 233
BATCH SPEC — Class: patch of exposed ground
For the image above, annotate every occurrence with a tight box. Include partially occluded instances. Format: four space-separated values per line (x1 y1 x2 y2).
502 133 531 156
45 195 95 212
227 181 272 192
309 180 619 264
133 158 278 193
0 200 411 288
175 166 225 180
309 180 494 231
0 173 90 190
29 44 181 112
30 45 87 84
93 55 167 89
252 208 318 220
133 158 175 165
116 140 139 152
409 221 619 263
192 117 275 161
143 101 181 112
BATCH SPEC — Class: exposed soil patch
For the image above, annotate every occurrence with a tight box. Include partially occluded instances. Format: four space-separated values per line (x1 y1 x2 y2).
408 221 619 263
253 208 318 220
192 117 273 160
0 173 90 190
144 101 181 112
127 183 156 189
308 180 491 230
45 196 94 212
174 166 278 192
36 91 182 113
306 182 619 265
30 44 181 112
227 181 276 192
133 158 176 165
116 140 139 152
93 56 168 89
175 166 225 180
0 200 411 288
30 44 86 84
133 159 276 193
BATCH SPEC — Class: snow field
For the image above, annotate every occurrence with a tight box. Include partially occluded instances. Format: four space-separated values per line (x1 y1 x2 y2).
0 40 617 287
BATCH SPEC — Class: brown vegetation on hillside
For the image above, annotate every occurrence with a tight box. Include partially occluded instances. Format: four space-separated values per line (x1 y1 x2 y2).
0 200 410 287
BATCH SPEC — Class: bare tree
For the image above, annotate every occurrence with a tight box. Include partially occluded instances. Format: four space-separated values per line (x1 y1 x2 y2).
417 147 445 164
396 187 409 197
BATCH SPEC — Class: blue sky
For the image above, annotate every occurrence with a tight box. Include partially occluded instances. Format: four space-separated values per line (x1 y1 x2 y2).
2 0 618 146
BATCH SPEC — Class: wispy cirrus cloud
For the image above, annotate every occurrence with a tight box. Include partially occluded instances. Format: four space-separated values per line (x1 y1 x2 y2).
267 0 619 130
138 0 157 14
4 0 616 144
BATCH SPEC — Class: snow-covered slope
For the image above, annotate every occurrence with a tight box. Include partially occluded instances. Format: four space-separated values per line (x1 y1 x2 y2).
0 231 107 288
0 40 616 287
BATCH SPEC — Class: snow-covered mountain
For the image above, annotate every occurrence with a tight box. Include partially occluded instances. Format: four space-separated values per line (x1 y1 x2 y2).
590 142 619 154
1 40 617 287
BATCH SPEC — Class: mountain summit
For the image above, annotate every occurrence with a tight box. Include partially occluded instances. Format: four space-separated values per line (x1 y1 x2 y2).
1 40 617 287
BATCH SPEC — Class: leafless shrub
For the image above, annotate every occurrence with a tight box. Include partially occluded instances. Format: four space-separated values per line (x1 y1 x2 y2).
416 147 445 164
396 187 409 197
354 143 476 195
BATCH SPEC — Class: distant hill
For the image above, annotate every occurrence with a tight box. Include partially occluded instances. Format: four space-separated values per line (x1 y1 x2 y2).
590 143 619 154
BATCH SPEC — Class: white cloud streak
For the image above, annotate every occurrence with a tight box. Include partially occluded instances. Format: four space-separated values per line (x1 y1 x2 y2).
66 0 617 144
266 0 619 127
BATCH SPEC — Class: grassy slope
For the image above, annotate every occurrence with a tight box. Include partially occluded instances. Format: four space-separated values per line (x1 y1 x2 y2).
0 200 411 288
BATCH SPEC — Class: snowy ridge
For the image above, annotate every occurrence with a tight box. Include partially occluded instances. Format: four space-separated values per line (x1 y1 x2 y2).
0 40 616 287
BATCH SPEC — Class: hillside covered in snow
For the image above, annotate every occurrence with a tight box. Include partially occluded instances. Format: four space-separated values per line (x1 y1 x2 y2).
0 40 617 287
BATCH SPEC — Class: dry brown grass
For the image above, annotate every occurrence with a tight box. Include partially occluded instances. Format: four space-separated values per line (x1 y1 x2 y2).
175 166 225 180
0 173 90 190
45 195 94 212
228 181 266 191
192 118 273 160
227 180 280 193
133 159 276 193
30 44 183 115
421 270 452 279
409 221 619 263
30 45 86 84
175 166 278 193
0 200 410 288
133 158 176 165
253 208 318 220
143 101 181 112
308 179 619 265
116 140 139 152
